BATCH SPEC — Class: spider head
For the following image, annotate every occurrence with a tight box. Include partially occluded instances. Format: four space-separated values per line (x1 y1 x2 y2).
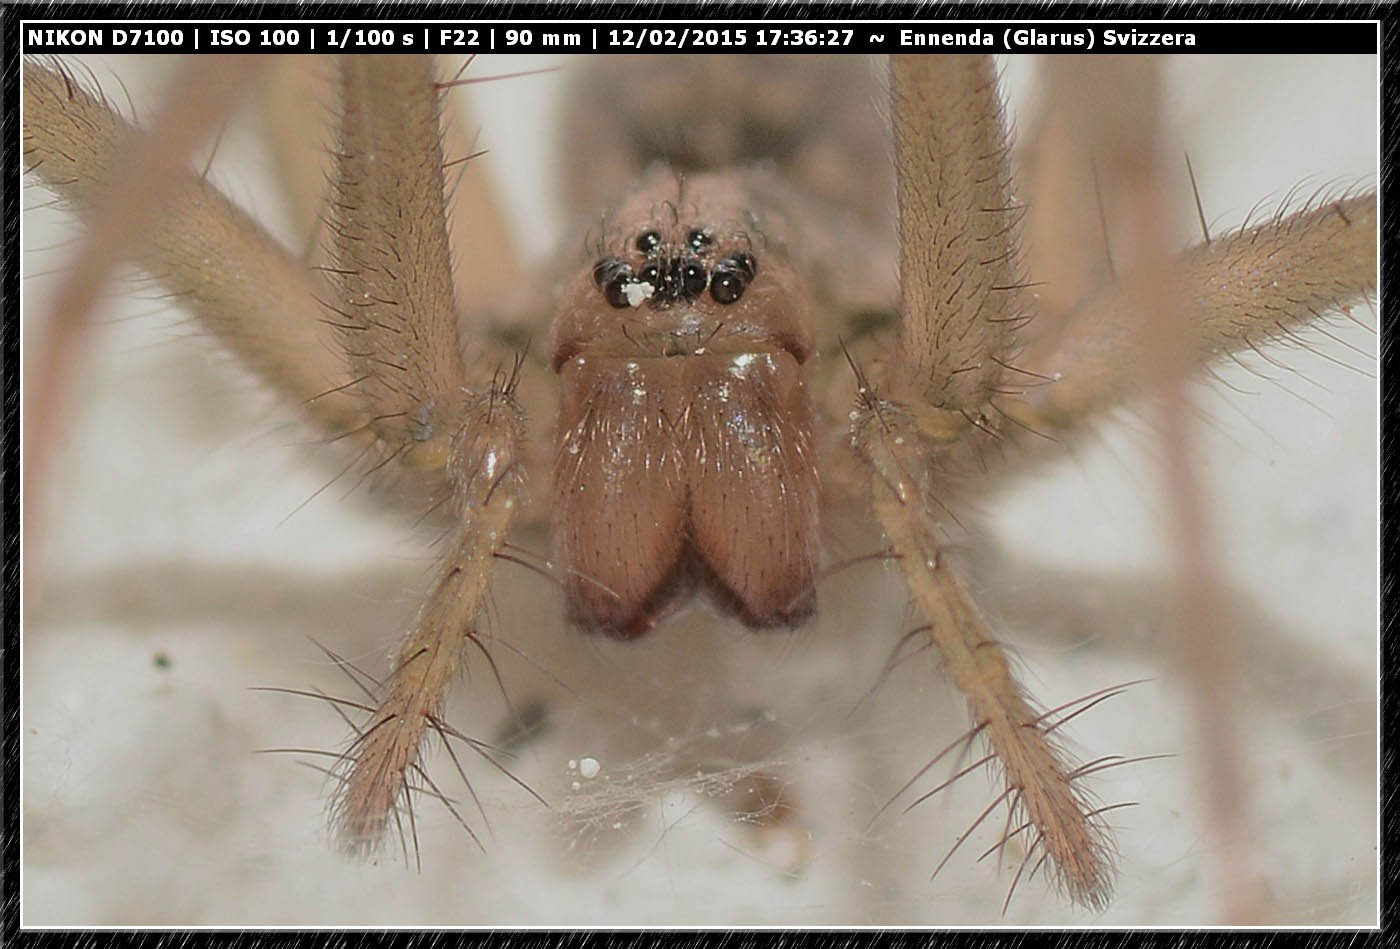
551 168 811 370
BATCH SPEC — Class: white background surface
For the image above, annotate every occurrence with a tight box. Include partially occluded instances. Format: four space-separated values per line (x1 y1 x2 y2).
22 50 1378 926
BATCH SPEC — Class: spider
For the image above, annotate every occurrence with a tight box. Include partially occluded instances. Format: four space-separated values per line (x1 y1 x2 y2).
21 52 1376 926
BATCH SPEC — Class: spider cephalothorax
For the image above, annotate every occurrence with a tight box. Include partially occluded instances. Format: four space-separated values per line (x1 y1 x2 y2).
554 170 817 639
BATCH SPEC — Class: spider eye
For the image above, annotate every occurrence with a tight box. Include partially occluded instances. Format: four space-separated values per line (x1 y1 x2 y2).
709 254 757 305
687 229 713 253
594 258 635 308
604 277 632 309
639 263 662 288
710 272 744 305
635 230 662 253
680 260 708 299
593 256 628 287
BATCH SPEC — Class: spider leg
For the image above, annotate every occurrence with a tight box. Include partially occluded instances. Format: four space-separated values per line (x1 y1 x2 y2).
1001 186 1374 443
322 55 527 852
877 55 1021 442
254 54 528 351
256 55 336 262
1000 55 1374 446
1007 58 1115 358
437 56 526 324
851 54 1114 912
23 59 367 464
25 55 530 857
985 56 1376 923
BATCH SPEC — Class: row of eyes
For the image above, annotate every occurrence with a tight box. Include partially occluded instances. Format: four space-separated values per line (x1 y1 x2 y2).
591 228 759 308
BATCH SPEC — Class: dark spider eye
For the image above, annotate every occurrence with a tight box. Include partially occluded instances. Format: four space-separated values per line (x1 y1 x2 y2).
593 256 628 287
681 260 708 299
710 271 744 305
687 229 713 253
635 230 662 253
595 257 635 308
709 253 757 305
639 263 662 289
604 277 632 309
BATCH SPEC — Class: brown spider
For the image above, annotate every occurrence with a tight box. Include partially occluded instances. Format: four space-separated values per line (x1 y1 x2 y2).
21 52 1376 925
